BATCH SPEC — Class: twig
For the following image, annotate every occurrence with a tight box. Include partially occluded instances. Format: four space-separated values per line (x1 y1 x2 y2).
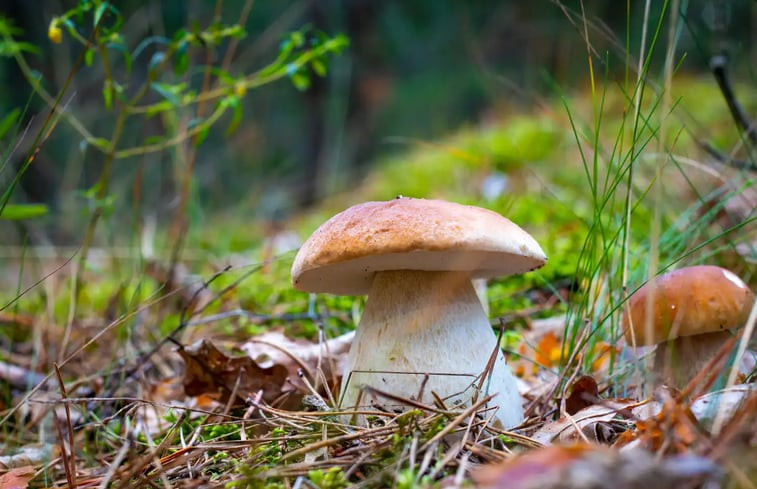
54 363 77 489
699 141 757 171
710 54 757 146
419 394 494 452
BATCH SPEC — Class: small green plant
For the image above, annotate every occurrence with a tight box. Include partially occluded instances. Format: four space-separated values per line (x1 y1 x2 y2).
0 0 348 307
307 467 349 489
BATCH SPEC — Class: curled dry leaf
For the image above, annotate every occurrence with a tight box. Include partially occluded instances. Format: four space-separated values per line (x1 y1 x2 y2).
531 399 641 445
241 329 353 380
179 339 291 407
472 443 721 489
179 331 353 409
564 375 598 415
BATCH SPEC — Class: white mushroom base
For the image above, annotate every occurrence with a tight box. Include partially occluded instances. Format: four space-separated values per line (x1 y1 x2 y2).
339 270 524 428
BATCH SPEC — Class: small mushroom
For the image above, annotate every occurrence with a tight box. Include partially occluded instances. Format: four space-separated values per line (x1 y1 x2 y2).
623 265 754 388
291 197 547 428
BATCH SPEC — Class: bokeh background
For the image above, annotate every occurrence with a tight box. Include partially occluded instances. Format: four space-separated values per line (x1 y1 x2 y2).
2 0 755 250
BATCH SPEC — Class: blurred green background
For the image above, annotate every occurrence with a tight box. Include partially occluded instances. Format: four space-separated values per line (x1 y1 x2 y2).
0 0 755 248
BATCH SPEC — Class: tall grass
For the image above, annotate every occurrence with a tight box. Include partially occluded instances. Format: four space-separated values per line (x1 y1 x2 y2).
559 0 755 395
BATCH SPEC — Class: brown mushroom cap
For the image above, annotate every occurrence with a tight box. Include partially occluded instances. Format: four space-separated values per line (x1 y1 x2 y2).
291 197 547 295
623 265 754 345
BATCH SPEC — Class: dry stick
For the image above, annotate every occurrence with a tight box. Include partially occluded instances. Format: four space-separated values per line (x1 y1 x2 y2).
419 394 494 452
54 416 74 489
711 55 757 147
454 452 470 487
48 365 75 488
362 386 450 415
342 449 375 480
317 322 341 404
474 319 507 405
699 142 757 172
53 364 78 488
280 424 398 462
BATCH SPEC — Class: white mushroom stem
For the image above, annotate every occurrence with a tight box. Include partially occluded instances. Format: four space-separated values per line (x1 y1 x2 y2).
653 330 734 388
340 270 523 428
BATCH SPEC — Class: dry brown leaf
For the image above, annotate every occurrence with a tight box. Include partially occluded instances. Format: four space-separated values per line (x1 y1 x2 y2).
0 466 35 489
178 339 292 407
565 375 598 415
615 391 702 454
472 443 720 489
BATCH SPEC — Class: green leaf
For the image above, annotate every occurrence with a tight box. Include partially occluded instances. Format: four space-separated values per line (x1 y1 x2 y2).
290 71 310 91
291 31 305 48
94 2 108 27
150 82 186 106
227 25 246 39
225 96 243 136
0 39 39 57
0 108 21 140
311 58 327 77
84 47 94 66
0 203 49 220
193 125 210 147
173 40 188 75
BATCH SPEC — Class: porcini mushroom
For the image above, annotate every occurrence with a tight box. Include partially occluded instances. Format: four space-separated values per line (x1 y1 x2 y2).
291 197 547 428
623 265 754 388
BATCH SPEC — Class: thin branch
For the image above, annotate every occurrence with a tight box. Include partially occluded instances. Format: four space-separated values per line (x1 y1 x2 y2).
710 54 757 146
699 140 757 172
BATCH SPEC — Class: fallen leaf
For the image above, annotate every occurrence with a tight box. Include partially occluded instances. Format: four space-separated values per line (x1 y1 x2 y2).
690 383 756 431
178 339 291 407
565 375 598 415
241 329 353 380
615 390 701 454
532 400 640 445
0 466 35 489
0 445 59 470
627 384 756 433
472 444 721 489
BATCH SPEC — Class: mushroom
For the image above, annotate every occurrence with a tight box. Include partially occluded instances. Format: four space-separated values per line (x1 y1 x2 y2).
623 265 754 388
291 197 547 428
